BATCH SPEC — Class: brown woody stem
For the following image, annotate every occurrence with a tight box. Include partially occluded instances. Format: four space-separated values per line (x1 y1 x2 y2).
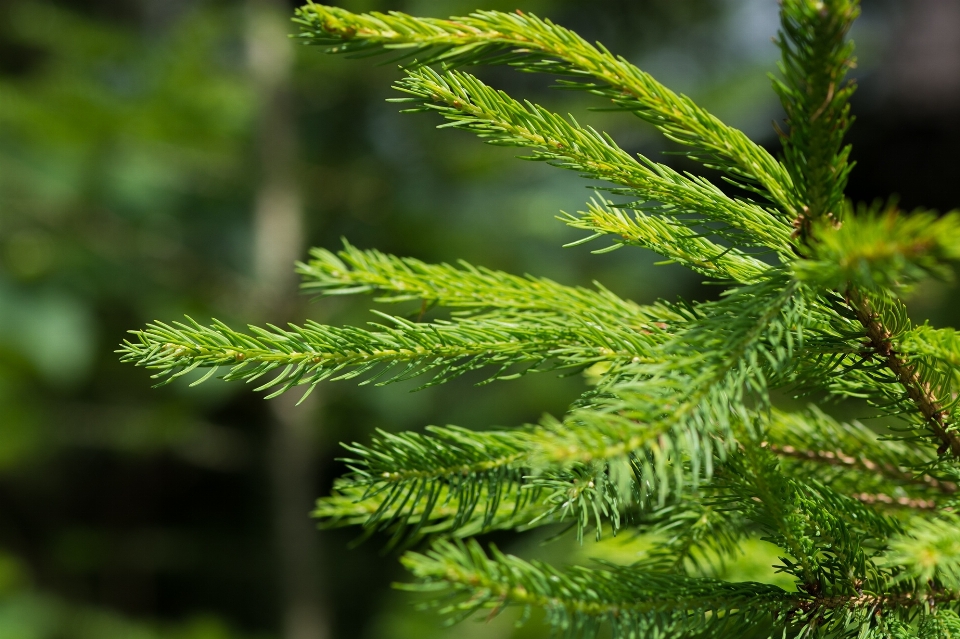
765 443 956 494
847 288 960 459
801 588 960 613
849 492 937 510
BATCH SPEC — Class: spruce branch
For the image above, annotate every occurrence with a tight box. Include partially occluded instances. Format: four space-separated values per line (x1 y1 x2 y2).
725 440 900 594
530 275 804 503
900 325 960 372
726 442 824 589
295 4 800 217
325 427 644 542
317 416 649 542
801 590 960 614
899 325 960 413
400 539 794 638
847 288 960 458
297 240 672 327
775 0 859 237
392 67 792 251
795 206 960 290
919 609 960 638
561 199 770 283
637 495 748 576
118 1 960 635
849 492 937 510
405 539 960 637
771 1 960 463
118 311 654 398
763 407 956 496
882 514 960 592
795 263 960 461
314 482 549 540
314 426 542 539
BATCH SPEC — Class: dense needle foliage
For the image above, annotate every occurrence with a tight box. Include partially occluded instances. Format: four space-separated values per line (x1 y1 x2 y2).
121 1 960 637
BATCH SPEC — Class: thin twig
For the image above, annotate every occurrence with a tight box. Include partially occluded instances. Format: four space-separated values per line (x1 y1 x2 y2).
764 443 957 494
847 289 960 458
803 588 960 613
849 492 937 510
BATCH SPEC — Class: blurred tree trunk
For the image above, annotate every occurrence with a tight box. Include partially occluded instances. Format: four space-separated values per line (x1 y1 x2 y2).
246 2 328 639
887 0 960 115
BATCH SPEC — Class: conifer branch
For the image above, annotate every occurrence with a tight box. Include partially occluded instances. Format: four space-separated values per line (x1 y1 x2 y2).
531 275 803 500
405 539 960 637
318 416 645 541
797 262 960 461
118 311 654 397
883 514 960 591
914 610 960 639
314 482 549 539
792 208 960 452
804 589 960 612
726 442 900 594
795 206 960 289
295 4 799 216
847 289 960 458
297 241 672 327
775 0 859 237
763 407 956 495
561 199 770 283
900 325 960 371
401 539 794 637
768 443 956 496
119 1 960 635
849 492 937 510
344 427 529 484
638 497 747 575
729 443 823 587
772 2 960 461
526 459 639 541
392 67 792 251
313 426 546 539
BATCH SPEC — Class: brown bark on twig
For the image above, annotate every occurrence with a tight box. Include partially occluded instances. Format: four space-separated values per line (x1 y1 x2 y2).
765 443 957 494
846 289 960 459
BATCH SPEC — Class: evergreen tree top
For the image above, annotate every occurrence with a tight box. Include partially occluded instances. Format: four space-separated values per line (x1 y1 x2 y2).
121 1 960 636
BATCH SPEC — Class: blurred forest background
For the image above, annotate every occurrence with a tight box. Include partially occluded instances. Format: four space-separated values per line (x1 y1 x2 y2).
1 0 959 637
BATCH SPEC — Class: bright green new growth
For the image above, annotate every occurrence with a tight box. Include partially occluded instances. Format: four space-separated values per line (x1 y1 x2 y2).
120 1 960 637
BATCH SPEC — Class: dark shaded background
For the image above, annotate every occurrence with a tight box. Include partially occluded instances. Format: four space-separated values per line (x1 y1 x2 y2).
0 0 957 637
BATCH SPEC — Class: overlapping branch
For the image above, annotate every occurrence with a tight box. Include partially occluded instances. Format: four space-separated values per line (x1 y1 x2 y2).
530 275 804 505
795 206 960 289
314 426 542 540
848 290 960 459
